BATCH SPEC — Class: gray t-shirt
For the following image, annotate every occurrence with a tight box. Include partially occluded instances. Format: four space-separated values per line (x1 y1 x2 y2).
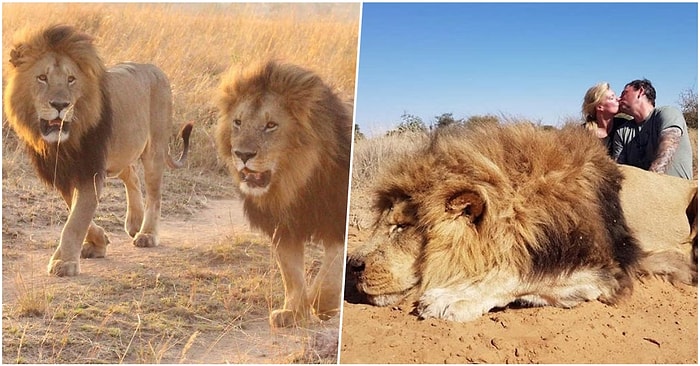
612 106 693 179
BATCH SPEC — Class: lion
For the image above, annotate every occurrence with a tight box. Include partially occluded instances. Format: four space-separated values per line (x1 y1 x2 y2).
347 122 697 322
215 60 352 328
617 164 698 277
3 24 192 277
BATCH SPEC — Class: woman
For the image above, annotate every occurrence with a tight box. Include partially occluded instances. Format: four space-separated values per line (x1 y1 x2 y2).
581 82 629 156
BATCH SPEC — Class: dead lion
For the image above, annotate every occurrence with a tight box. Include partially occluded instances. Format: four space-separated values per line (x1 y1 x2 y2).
348 122 696 322
216 61 352 327
618 164 697 280
3 24 192 276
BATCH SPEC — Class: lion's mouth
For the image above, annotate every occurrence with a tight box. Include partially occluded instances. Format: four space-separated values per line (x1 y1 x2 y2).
239 167 272 188
353 276 415 307
40 118 70 137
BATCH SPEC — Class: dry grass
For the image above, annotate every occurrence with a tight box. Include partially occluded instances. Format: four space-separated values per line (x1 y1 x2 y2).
2 3 358 363
2 2 359 171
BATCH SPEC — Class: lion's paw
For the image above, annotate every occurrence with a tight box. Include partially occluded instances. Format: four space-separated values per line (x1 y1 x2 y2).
269 309 312 328
133 233 158 248
416 289 483 322
47 259 80 277
81 241 107 259
125 216 142 238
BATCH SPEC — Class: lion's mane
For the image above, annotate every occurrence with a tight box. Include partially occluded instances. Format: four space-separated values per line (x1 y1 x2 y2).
216 60 352 243
412 123 641 295
4 24 112 195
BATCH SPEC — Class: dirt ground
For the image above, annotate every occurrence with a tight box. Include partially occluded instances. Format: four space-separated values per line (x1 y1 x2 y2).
2 168 339 363
339 193 698 364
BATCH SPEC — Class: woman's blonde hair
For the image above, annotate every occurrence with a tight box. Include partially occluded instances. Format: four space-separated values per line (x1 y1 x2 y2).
582 82 611 126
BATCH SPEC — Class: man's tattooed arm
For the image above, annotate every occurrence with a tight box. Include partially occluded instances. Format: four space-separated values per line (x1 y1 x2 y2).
649 127 682 174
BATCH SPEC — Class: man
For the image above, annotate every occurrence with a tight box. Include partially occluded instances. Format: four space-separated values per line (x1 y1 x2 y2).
612 79 693 179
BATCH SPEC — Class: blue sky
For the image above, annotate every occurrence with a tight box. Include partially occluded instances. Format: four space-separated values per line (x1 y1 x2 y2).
355 2 698 136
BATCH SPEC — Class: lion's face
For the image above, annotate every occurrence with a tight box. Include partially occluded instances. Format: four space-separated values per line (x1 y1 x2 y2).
26 53 87 143
222 94 320 198
5 25 104 151
348 196 424 306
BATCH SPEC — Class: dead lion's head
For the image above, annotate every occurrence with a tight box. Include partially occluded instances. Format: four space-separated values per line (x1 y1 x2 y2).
347 123 659 321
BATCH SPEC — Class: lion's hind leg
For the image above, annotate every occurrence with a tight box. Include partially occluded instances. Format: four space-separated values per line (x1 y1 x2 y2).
270 238 312 328
81 222 110 258
118 165 145 238
131 149 165 248
309 241 343 320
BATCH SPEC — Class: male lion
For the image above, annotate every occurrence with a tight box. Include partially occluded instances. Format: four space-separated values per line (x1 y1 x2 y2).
3 25 192 277
347 122 696 322
618 164 698 277
215 61 352 327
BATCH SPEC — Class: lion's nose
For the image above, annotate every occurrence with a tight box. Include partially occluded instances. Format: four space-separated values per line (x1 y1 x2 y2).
347 257 365 274
234 150 257 163
49 101 70 111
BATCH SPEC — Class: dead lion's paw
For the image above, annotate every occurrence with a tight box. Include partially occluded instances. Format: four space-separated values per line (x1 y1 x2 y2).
133 233 158 248
269 308 313 328
47 259 80 277
416 289 482 322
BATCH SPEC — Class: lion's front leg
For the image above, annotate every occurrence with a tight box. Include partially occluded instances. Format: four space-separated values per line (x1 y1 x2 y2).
270 238 312 328
416 287 505 322
309 241 343 320
416 272 520 322
49 181 102 276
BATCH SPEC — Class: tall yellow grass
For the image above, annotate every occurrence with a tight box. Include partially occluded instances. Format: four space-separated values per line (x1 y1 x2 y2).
2 3 360 170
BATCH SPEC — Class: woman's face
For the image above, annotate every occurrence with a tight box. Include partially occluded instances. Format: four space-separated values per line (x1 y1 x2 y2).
597 89 619 116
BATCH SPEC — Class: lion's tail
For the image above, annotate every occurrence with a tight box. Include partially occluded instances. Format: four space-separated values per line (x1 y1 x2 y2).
167 121 193 169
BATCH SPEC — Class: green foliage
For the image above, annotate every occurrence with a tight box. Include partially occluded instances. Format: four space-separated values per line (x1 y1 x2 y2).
387 112 427 136
678 87 698 129
354 124 365 142
433 113 461 129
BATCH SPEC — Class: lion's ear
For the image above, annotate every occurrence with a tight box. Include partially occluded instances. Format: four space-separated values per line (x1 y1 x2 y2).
446 191 484 223
9 45 26 67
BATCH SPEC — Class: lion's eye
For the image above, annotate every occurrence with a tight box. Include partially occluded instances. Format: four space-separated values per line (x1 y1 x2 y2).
265 121 278 131
37 74 48 83
233 119 242 128
67 76 76 84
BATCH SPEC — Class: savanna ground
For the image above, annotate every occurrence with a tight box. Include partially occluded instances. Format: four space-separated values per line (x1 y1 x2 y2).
341 128 699 364
2 3 358 363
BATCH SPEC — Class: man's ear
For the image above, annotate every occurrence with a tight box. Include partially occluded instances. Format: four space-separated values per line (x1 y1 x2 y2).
446 191 484 224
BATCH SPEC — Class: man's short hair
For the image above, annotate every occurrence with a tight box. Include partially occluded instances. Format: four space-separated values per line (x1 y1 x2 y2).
625 79 656 107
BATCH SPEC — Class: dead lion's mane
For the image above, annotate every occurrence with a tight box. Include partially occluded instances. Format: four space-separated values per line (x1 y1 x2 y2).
413 123 641 296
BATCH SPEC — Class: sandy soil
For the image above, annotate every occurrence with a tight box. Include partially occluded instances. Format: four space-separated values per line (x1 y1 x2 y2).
340 225 698 364
2 183 339 363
